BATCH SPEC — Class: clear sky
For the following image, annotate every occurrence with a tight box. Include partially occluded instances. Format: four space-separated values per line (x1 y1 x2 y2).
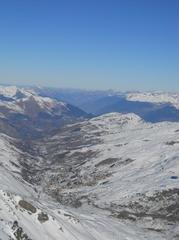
0 0 178 91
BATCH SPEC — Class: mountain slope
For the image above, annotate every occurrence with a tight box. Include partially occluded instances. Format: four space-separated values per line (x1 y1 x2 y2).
127 92 179 109
0 132 161 240
8 112 178 239
0 86 179 239
34 87 179 123
0 86 91 138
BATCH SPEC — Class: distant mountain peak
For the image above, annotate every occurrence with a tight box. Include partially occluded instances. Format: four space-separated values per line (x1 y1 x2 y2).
127 92 179 109
0 85 34 100
0 85 91 138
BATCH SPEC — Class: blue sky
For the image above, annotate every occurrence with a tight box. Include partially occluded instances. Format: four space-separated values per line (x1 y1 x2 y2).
0 0 178 91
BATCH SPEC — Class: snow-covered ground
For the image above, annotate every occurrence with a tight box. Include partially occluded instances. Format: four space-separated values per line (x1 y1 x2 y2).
0 132 163 240
15 112 178 240
127 92 179 109
0 86 179 239
0 85 69 116
0 85 34 99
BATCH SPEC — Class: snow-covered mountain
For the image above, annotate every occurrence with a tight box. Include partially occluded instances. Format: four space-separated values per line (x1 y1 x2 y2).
34 87 179 123
0 85 179 239
0 85 32 99
0 86 91 138
127 92 179 109
0 112 179 239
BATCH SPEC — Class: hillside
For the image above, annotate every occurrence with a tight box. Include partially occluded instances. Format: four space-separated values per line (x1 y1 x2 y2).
0 112 179 239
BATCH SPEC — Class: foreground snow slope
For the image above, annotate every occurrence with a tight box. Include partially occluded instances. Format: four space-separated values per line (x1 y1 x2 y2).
0 129 165 240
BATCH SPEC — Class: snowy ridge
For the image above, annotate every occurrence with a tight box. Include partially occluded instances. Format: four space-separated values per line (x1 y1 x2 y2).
127 92 179 109
0 86 33 99
90 112 142 131
0 86 69 115
0 86 21 98
0 86 89 138
16 95 69 116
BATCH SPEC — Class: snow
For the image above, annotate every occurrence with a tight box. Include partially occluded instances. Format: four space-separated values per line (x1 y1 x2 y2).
18 95 68 113
0 86 69 117
0 187 164 240
0 84 179 239
0 168 160 240
89 112 142 131
0 113 174 239
0 86 19 98
81 114 179 199
0 85 32 99
127 91 179 109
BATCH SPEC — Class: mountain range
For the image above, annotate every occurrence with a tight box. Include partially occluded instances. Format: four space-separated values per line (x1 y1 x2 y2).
0 86 90 139
0 85 179 240
35 87 179 122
